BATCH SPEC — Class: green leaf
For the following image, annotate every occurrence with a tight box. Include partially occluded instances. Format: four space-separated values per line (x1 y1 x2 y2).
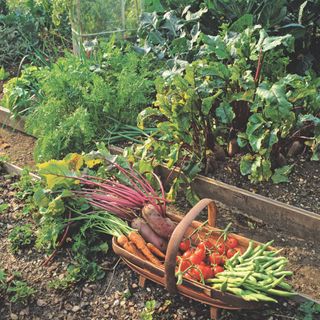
0 203 9 214
201 34 230 60
237 132 248 148
229 14 253 32
261 34 294 53
33 189 50 208
215 102 235 124
185 65 195 86
250 156 272 182
272 165 294 184
202 89 223 115
137 107 163 129
240 154 254 176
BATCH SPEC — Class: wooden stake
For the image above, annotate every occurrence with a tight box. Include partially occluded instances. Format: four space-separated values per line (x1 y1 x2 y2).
138 275 147 288
210 307 221 320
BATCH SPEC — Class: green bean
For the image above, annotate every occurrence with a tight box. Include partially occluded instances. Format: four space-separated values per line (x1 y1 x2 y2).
207 278 243 284
266 275 286 289
261 257 287 270
239 240 255 261
267 288 296 297
266 259 288 271
245 241 274 262
245 292 278 303
273 271 293 277
228 251 241 266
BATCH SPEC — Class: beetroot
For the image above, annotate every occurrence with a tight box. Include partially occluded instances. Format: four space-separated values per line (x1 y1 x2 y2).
131 218 167 252
142 204 176 240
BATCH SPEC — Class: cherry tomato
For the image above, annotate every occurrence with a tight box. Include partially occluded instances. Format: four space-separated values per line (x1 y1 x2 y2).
189 268 201 281
179 259 192 272
226 248 237 259
213 241 226 255
197 240 214 252
213 265 224 275
182 248 195 259
209 252 224 265
189 248 205 265
201 265 214 279
179 239 191 252
227 237 238 249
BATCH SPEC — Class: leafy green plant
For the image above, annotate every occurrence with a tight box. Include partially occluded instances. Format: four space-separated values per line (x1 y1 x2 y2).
134 26 302 192
298 301 320 320
0 270 36 303
0 66 9 80
8 224 34 253
1 0 71 68
31 153 116 284
15 39 159 162
239 74 320 182
138 6 206 61
7 280 36 304
1 66 41 117
140 300 156 320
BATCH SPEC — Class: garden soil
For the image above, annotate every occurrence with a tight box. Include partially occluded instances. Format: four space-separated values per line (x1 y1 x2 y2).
0 127 34 168
209 154 320 214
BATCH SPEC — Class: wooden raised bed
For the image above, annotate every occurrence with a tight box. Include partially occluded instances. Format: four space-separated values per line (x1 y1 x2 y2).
0 106 26 134
0 107 320 241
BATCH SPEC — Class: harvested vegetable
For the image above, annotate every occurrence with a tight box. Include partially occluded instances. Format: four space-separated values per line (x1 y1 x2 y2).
118 237 146 260
72 163 167 221
142 204 176 239
128 231 162 266
131 218 167 252
147 243 166 259
207 240 295 301
173 223 294 303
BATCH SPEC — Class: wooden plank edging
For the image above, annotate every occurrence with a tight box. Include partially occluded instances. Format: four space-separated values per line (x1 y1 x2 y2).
0 106 27 134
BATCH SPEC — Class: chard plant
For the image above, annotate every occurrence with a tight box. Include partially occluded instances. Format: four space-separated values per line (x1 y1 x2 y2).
133 25 320 197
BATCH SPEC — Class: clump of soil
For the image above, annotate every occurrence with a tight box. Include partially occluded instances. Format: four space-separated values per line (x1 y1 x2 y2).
0 172 319 320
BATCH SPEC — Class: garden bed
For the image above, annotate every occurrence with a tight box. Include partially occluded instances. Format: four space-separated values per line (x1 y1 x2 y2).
0 119 320 241
0 169 319 320
209 154 320 214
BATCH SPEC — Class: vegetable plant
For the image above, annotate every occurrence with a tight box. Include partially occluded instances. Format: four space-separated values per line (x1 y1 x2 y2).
8 224 34 253
4 39 159 162
7 280 37 304
0 270 36 304
133 25 320 193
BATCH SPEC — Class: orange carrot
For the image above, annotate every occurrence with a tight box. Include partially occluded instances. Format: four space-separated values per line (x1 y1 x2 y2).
127 241 146 260
128 231 162 266
117 235 145 259
147 243 166 259
118 235 129 247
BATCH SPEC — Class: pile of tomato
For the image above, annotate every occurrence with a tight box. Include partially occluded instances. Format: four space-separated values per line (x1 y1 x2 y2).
176 236 242 282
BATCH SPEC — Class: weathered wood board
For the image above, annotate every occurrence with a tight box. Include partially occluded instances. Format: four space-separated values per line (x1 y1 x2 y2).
0 106 27 134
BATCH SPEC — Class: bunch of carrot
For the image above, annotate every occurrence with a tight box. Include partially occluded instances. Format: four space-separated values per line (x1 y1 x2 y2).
68 211 165 265
117 233 165 266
